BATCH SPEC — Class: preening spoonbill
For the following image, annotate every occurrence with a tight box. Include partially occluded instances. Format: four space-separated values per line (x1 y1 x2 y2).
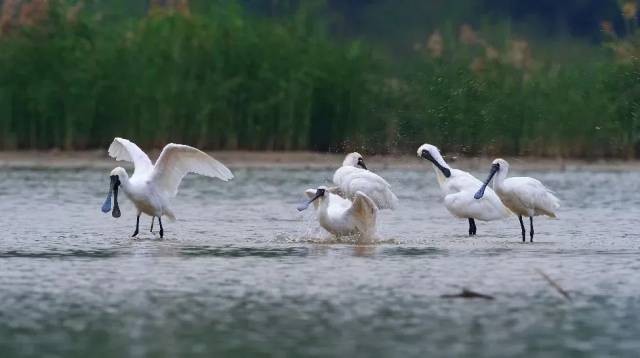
101 138 233 238
417 144 510 236
332 152 399 210
297 186 378 240
474 158 560 242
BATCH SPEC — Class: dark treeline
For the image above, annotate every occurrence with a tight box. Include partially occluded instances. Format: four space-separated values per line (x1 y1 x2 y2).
0 0 639 157
326 0 624 40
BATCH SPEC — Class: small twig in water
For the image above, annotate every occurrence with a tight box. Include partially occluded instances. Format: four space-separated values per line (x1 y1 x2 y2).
536 269 572 302
441 288 494 300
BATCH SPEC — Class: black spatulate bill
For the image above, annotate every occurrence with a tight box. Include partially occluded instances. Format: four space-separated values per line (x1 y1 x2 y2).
101 175 121 218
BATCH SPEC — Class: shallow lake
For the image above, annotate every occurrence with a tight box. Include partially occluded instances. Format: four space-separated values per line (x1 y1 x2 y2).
1 165 639 357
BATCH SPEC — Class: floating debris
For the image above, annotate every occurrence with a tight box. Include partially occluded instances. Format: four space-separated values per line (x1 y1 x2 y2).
441 289 495 300
536 269 572 302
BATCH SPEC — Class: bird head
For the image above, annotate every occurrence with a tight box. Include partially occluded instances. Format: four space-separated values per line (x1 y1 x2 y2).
101 167 126 218
417 143 451 178
491 158 509 172
110 167 128 181
474 159 508 200
297 186 328 211
342 152 367 170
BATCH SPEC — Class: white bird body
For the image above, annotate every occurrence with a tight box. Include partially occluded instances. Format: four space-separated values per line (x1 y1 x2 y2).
475 158 560 242
490 159 560 218
437 168 509 221
301 187 378 238
494 177 560 218
332 152 399 210
103 137 233 237
116 172 175 219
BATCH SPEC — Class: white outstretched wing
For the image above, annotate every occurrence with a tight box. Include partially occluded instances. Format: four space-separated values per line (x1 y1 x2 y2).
151 144 233 197
108 137 153 177
348 191 378 235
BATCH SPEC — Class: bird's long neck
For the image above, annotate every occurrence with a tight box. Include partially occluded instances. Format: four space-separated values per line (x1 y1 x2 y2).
492 168 508 191
316 196 332 219
319 195 331 210
118 171 131 192
429 151 451 183
431 166 447 189
433 149 450 168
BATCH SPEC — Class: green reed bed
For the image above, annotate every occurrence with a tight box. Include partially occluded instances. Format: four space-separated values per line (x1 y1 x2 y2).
401 58 640 158
0 1 380 152
0 1 638 157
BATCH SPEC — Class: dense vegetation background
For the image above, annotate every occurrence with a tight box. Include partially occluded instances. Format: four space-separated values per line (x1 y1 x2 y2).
0 0 639 157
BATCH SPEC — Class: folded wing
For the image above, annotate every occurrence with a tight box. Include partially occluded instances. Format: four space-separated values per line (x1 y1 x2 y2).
346 174 398 210
108 137 153 177
334 168 399 210
151 144 233 197
512 177 560 217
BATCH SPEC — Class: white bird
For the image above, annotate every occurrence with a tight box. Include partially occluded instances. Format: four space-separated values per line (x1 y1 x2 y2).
101 137 233 238
297 186 378 240
417 144 510 236
474 158 560 242
332 152 399 210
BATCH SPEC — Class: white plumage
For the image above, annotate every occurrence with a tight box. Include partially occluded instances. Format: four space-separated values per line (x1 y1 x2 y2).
102 137 233 238
298 186 378 240
417 144 510 236
108 137 154 176
151 143 234 198
475 158 560 242
332 152 399 210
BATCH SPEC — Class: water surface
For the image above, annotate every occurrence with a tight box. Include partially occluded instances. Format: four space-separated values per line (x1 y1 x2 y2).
1 166 639 357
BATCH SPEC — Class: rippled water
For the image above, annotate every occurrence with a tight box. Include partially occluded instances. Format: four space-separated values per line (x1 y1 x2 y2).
1 165 639 357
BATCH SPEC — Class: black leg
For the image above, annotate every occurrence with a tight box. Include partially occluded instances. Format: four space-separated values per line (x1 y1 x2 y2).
468 218 477 236
158 217 164 238
529 216 534 243
150 217 155 233
132 214 140 237
518 215 525 242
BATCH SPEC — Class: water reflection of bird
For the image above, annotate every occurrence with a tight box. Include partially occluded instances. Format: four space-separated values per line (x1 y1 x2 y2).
475 158 560 242
417 143 510 236
297 186 378 241
101 137 233 238
332 152 399 210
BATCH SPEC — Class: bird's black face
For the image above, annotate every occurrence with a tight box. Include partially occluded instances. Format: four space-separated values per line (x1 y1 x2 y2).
297 188 326 211
101 175 122 218
357 157 367 170
421 149 451 178
474 163 500 200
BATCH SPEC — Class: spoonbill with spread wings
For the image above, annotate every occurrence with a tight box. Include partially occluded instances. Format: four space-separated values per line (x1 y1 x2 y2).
101 137 233 238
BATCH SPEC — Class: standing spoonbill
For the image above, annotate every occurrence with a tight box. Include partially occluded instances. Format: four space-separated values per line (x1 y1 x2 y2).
474 158 560 242
417 144 510 236
332 152 399 210
101 137 233 238
297 186 378 240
